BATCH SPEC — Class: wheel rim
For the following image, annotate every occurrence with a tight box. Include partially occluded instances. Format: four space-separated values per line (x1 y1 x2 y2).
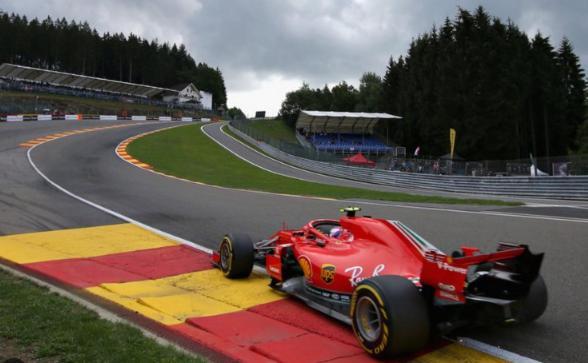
355 295 383 343
220 241 231 272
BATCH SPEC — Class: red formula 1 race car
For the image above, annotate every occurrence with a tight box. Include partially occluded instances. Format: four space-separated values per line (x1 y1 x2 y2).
212 207 547 359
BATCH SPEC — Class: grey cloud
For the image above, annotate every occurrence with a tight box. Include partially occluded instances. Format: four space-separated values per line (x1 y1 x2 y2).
0 0 586 112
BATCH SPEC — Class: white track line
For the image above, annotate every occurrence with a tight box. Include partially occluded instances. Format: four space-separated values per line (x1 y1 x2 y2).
218 122 363 181
202 123 310 181
26 122 542 362
215 123 587 206
114 126 338 202
26 122 212 254
202 124 588 224
524 203 588 210
457 337 541 363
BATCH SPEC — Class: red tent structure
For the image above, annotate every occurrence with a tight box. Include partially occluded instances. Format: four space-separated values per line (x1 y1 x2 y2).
343 152 376 168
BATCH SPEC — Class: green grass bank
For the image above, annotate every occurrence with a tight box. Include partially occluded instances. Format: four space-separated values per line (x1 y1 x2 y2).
0 269 201 362
127 124 519 206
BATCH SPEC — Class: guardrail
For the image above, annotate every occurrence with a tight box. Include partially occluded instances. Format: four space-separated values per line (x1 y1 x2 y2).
228 124 588 200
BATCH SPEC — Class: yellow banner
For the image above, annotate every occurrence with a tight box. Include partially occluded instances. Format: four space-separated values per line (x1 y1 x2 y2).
450 128 456 159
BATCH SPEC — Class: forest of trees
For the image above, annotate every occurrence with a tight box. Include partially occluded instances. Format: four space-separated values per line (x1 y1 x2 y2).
280 74 382 126
280 7 587 160
0 11 226 108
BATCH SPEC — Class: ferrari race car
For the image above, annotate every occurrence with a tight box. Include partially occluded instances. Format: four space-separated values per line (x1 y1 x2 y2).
212 207 547 359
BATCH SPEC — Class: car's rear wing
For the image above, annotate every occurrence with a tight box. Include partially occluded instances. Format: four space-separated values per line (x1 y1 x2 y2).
421 243 544 303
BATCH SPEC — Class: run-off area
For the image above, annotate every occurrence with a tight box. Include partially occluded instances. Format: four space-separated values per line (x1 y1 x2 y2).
0 223 506 362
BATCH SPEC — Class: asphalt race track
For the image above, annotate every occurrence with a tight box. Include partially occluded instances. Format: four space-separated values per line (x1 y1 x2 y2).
205 122 588 216
2 120 588 362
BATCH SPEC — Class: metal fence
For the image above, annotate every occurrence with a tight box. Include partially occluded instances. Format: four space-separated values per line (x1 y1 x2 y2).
231 119 588 177
228 123 588 200
231 119 342 163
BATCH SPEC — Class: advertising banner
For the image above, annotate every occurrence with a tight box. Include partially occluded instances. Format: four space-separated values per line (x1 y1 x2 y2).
449 128 456 159
37 114 52 121
99 115 118 121
6 115 24 122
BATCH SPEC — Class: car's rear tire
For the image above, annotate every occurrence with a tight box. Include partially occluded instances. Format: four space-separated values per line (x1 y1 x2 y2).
218 233 254 278
351 275 430 359
514 275 548 323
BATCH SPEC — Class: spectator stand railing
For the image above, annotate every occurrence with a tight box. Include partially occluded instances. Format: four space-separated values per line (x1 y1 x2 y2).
229 120 588 200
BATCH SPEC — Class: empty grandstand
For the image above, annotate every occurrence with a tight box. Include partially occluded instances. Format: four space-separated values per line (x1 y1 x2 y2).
0 63 213 110
296 110 401 155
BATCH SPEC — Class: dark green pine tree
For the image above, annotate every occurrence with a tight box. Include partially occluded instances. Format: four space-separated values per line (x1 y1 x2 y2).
529 33 568 160
380 57 401 115
557 38 586 151
0 11 227 108
376 6 585 160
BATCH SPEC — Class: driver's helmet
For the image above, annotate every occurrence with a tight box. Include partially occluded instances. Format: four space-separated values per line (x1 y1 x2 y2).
329 227 343 238
329 227 354 242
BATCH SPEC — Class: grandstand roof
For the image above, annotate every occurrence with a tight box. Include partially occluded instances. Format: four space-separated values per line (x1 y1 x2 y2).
0 63 175 98
296 110 401 134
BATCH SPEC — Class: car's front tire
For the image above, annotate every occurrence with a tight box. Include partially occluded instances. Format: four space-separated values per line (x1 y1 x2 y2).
351 275 430 359
218 233 254 278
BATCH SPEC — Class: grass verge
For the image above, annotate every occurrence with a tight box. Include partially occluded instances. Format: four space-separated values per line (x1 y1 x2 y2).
127 124 519 206
0 269 201 363
243 118 298 144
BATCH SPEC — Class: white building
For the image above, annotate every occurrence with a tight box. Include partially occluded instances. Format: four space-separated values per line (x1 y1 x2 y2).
163 83 213 109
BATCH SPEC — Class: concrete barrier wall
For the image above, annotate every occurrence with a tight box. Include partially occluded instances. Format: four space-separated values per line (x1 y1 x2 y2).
228 124 588 200
1 114 197 123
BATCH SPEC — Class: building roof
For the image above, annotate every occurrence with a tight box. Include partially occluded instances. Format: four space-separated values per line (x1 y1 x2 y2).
169 83 196 91
0 63 177 98
296 110 401 134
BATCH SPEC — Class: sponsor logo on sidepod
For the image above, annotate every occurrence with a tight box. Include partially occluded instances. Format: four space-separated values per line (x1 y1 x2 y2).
320 264 336 284
345 264 386 287
298 256 312 280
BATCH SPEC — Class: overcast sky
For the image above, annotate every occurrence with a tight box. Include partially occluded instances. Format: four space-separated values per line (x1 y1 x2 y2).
1 0 586 116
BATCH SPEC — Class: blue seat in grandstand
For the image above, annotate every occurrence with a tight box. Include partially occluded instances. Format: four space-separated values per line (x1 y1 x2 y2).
310 133 390 154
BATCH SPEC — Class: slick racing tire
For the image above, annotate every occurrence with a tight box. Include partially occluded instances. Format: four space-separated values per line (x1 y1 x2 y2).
351 275 430 359
514 275 548 323
219 233 254 279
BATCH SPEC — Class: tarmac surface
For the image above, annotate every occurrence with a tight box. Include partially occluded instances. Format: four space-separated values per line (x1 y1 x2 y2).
206 122 588 212
1 120 587 362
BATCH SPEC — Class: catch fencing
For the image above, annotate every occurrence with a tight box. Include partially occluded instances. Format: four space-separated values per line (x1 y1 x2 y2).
229 121 588 200
231 120 588 176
